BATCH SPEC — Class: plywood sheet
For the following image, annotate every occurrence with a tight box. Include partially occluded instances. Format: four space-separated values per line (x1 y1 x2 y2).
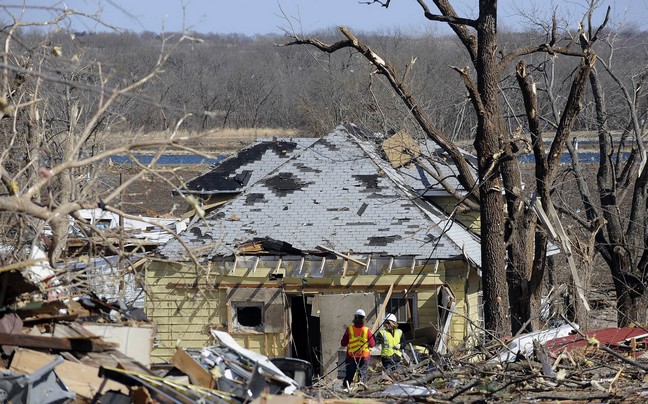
319 293 376 379
382 130 421 168
82 323 154 367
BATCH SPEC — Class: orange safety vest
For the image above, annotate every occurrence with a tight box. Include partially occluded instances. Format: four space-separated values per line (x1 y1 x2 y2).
347 325 370 358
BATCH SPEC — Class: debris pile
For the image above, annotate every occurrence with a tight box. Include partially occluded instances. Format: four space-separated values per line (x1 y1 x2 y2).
300 323 648 402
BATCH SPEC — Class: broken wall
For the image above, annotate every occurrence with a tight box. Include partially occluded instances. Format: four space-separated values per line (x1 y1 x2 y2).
145 257 477 365
318 293 377 378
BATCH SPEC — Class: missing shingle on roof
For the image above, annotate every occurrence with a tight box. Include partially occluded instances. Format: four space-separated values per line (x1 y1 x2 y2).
183 141 298 193
347 222 377 226
367 235 402 246
264 172 309 196
353 174 381 189
357 203 368 216
245 193 266 205
318 138 340 151
294 162 322 173
190 227 210 239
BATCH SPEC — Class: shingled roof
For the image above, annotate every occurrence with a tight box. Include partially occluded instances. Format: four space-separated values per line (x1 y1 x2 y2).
181 138 317 195
159 124 481 265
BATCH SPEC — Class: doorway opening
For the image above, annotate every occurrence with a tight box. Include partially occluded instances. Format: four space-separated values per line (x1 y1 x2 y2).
289 295 322 377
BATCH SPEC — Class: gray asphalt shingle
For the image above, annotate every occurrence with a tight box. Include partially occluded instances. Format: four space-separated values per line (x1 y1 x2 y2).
159 124 481 265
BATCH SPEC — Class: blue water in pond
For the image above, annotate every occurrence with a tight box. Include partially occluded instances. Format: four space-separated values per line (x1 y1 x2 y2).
110 155 224 165
518 152 630 164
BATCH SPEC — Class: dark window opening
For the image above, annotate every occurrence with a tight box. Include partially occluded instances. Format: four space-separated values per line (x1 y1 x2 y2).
236 305 262 327
383 295 416 337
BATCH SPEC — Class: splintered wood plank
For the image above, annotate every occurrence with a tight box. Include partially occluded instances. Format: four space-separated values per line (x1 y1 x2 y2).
10 348 127 398
372 283 394 333
170 347 215 389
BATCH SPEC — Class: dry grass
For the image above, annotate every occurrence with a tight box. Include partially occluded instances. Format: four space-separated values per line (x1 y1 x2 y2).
104 127 303 153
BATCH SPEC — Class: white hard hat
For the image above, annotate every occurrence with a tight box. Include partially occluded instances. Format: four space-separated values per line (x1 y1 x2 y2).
354 309 366 317
384 313 397 323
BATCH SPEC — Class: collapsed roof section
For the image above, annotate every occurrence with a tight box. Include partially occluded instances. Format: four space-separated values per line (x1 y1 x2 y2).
159 124 481 266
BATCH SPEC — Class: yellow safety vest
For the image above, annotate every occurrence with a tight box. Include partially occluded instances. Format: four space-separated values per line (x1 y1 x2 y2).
347 326 370 358
379 328 403 357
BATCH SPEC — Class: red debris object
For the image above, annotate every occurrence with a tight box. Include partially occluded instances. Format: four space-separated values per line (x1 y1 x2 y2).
545 327 648 354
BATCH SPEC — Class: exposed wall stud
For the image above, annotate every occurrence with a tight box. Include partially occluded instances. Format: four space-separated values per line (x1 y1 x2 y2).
232 255 238 274
298 257 305 274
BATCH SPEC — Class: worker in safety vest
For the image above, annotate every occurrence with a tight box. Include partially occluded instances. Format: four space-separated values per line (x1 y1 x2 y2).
340 308 375 389
374 313 403 371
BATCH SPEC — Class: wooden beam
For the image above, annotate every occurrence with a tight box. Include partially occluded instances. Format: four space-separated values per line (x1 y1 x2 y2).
166 274 442 291
298 257 305 274
252 256 260 274
181 200 229 220
372 283 394 333
170 348 215 388
316 245 366 266
0 333 115 352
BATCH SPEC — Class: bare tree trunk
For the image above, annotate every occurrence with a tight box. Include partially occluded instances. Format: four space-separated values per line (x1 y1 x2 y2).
590 68 648 327
474 1 511 337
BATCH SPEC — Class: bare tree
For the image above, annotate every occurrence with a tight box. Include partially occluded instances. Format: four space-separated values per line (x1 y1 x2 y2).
283 0 610 336
555 25 648 327
0 6 201 290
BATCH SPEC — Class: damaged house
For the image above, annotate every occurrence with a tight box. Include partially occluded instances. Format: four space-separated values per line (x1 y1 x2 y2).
145 124 483 377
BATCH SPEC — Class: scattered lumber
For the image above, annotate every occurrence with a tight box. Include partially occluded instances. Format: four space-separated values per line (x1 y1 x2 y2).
0 332 116 352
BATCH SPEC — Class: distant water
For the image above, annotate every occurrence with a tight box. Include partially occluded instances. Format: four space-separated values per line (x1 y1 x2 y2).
110 152 624 165
518 152 630 164
110 155 224 165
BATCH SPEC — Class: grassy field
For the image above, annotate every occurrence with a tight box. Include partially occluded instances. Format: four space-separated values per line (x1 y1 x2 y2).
105 127 303 154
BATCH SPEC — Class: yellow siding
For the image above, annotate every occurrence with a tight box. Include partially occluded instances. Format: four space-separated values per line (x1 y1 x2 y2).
430 196 481 232
464 267 482 346
146 258 478 363
416 290 436 328
232 333 284 357
146 262 224 361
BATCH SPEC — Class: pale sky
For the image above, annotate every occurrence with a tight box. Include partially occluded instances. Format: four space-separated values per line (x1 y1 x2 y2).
5 1 647 35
